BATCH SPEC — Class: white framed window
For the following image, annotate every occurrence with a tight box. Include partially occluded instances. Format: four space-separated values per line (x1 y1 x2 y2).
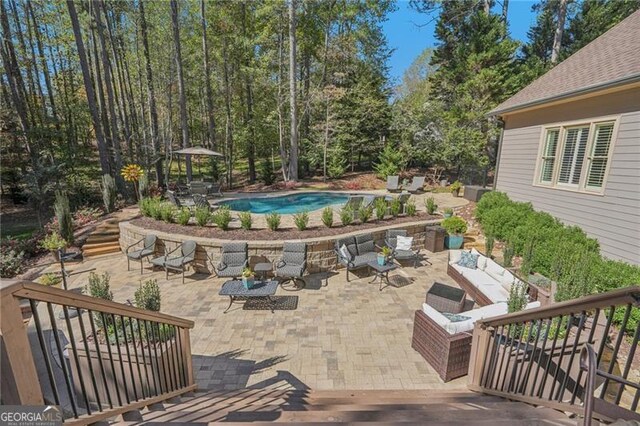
534 118 618 194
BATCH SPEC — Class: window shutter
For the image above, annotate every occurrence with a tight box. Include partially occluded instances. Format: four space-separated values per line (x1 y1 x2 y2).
586 123 615 189
558 127 589 185
539 129 559 183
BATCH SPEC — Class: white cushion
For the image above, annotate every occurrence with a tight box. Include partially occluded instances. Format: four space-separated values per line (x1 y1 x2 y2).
461 269 496 287
501 270 515 292
463 303 509 322
482 285 510 303
485 259 505 281
444 319 475 334
449 250 463 264
396 236 413 251
476 255 488 270
525 301 541 310
422 303 451 328
340 244 351 260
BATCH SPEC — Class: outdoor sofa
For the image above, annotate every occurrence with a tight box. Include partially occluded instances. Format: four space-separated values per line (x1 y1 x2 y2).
412 300 541 382
335 234 378 282
447 249 537 306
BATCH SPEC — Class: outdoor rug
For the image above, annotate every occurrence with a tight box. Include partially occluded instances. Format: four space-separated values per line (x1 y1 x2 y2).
243 296 298 311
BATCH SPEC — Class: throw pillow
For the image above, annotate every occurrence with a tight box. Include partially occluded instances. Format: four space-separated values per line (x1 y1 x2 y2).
457 251 479 269
442 312 472 322
340 244 352 261
396 235 413 251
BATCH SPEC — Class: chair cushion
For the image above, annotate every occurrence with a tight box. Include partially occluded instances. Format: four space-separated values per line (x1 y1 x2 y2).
355 234 375 254
481 283 510 303
442 312 471 322
422 303 451 329
471 249 488 270
457 251 479 269
340 244 353 261
337 237 357 258
352 252 377 267
222 251 247 267
217 265 244 278
461 269 496 287
128 248 154 260
276 264 304 278
449 250 463 264
394 249 416 259
396 236 413 251
485 259 505 281
501 270 515 292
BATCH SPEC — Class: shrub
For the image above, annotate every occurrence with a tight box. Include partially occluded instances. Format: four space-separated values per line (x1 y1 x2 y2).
101 174 117 213
450 181 462 193
86 272 113 301
194 207 211 226
443 207 453 216
358 205 373 223
503 241 515 267
441 216 467 235
425 197 437 215
389 198 402 217
507 283 528 313
148 198 163 220
475 191 512 223
39 232 67 252
134 279 161 312
54 190 74 244
159 203 175 223
340 206 354 226
140 197 161 217
327 145 348 179
239 211 252 230
38 272 62 286
406 200 417 216
321 207 333 228
260 160 276 185
138 173 149 200
266 212 281 231
293 211 309 231
176 208 191 226
373 144 406 179
480 203 532 241
374 198 387 220
212 206 232 230
0 249 24 278
485 235 495 257
550 243 600 303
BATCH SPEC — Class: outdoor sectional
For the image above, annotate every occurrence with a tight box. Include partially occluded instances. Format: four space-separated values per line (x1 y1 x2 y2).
447 249 537 306
335 234 378 282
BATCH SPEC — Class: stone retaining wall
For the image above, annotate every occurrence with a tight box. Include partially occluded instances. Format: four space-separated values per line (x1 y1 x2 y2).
120 219 442 274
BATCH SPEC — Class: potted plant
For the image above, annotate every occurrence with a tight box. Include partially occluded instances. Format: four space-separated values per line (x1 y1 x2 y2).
378 246 393 266
242 267 255 289
441 216 468 249
39 232 67 261
443 207 454 218
450 181 462 197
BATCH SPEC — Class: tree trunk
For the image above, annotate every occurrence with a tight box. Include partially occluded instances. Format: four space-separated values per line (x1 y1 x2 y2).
276 25 289 181
551 0 568 64
501 0 509 22
200 0 217 151
222 37 234 189
170 0 192 181
66 0 110 176
139 0 164 187
288 0 299 181
241 2 256 183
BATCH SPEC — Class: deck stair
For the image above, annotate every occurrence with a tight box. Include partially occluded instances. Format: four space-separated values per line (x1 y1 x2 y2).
81 208 138 258
112 388 575 424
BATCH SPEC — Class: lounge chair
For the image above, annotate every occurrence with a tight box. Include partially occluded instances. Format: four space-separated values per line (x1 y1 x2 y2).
126 235 157 274
192 194 213 211
386 176 400 192
150 240 197 283
166 190 183 208
212 242 248 279
386 230 423 268
189 181 208 196
406 176 426 193
344 196 364 211
275 242 307 290
335 234 378 282
209 183 223 197
398 193 411 214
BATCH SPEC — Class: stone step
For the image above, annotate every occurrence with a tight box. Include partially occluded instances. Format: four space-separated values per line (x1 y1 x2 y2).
83 241 121 250
83 246 121 257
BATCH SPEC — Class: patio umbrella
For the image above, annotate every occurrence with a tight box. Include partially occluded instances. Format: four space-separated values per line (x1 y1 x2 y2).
171 147 224 183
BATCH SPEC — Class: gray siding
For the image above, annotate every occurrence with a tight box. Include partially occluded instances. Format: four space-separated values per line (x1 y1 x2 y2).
496 111 640 265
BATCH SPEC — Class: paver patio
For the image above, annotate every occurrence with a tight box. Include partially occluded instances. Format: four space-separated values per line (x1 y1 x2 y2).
48 249 469 392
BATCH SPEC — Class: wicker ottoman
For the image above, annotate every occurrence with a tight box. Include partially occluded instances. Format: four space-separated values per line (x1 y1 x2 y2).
426 282 466 314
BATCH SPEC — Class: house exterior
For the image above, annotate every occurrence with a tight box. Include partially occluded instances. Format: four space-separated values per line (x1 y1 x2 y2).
490 10 640 265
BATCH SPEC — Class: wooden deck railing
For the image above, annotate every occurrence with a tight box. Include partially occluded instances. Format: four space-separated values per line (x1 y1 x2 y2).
0 280 196 425
468 285 640 424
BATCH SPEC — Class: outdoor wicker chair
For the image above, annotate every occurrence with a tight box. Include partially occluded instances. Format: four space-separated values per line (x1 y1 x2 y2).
406 176 426 193
386 229 423 268
386 176 400 192
275 242 307 291
212 242 248 279
126 234 157 274
150 240 197 283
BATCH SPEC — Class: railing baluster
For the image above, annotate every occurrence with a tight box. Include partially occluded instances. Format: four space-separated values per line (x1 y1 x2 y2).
571 308 600 405
514 320 535 394
615 319 640 404
88 310 113 409
161 323 176 391
47 303 78 418
77 311 102 410
500 322 519 392
63 305 92 414
548 313 574 401
494 325 511 391
599 304 632 400
110 313 131 404
100 312 123 406
537 315 564 398
529 318 551 397
175 326 188 388
127 316 146 399
521 319 543 396
133 318 151 398
596 306 615 365
151 321 169 393
120 315 139 401
169 325 182 388
556 311 587 402
481 327 499 388
506 322 527 393
143 320 160 396
30 300 61 407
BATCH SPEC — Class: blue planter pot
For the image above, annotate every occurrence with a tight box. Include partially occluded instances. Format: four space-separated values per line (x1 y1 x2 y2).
377 254 386 266
242 277 255 289
445 235 464 249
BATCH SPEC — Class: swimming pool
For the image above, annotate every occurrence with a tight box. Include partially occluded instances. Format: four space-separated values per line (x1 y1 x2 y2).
218 192 352 214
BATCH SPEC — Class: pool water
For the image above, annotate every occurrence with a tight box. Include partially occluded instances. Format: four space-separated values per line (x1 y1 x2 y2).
219 192 351 214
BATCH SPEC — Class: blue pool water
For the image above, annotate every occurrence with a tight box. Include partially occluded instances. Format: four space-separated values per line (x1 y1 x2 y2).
219 192 351 214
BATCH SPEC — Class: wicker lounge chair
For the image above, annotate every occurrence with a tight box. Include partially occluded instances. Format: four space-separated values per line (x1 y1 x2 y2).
406 176 425 193
386 176 400 192
126 234 157 274
385 229 423 268
212 242 248 279
150 240 197 283
275 242 307 290
335 234 378 282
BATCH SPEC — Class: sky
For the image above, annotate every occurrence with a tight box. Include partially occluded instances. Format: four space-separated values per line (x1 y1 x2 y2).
383 0 538 85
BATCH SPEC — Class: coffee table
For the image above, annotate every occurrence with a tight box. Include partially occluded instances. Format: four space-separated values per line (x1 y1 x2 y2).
426 282 467 313
367 261 399 291
219 279 279 313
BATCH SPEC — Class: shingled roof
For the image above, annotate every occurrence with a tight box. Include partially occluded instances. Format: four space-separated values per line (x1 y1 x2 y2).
490 10 640 116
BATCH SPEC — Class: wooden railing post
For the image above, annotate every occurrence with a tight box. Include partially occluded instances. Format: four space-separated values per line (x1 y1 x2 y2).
468 323 491 388
179 327 194 386
0 281 44 404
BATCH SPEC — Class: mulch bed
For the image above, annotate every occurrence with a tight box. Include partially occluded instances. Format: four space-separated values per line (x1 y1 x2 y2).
131 212 441 241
